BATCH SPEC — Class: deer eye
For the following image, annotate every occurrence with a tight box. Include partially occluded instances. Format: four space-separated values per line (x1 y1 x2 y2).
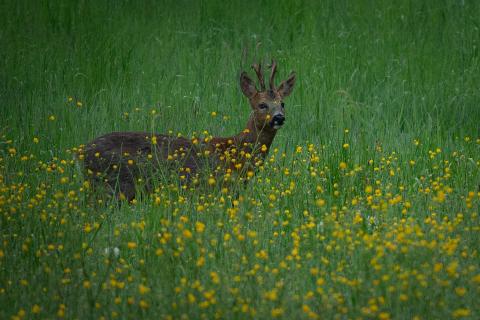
281 102 285 108
259 103 268 109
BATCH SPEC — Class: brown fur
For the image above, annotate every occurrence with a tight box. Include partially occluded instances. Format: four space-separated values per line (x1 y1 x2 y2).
83 61 296 201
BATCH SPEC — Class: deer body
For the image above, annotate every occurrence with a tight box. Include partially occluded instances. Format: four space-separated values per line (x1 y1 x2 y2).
84 61 295 201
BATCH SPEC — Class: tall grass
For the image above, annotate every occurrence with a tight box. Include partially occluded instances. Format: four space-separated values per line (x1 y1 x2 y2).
1 0 479 319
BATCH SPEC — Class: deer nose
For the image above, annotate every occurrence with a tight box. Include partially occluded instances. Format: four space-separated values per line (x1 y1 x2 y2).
272 114 285 125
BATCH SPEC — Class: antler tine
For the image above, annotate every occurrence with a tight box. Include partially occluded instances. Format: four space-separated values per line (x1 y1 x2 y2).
269 59 277 90
251 63 266 91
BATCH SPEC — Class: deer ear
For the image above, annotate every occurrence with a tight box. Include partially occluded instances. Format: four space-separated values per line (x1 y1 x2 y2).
240 72 257 98
277 72 296 98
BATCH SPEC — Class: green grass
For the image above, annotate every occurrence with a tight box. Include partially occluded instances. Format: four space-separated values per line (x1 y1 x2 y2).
1 0 480 319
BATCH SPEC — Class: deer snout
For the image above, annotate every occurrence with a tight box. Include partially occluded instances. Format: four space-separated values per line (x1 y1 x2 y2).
273 114 285 124
271 114 285 129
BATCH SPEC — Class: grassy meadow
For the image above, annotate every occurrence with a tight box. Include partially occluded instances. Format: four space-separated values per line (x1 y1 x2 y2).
1 0 480 319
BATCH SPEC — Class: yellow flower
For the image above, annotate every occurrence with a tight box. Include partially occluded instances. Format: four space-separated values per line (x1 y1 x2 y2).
183 229 193 239
32 305 41 314
256 250 268 260
195 222 206 233
139 300 149 309
339 161 347 170
446 260 458 277
196 256 205 267
210 271 220 284
353 213 363 224
84 224 92 233
435 190 446 202
264 289 278 301
433 263 443 272
271 308 284 317
57 304 65 318
455 287 466 296
472 274 480 283
138 284 151 295
127 242 137 249
452 308 470 318
316 198 326 207
379 312 390 320
33 137 39 144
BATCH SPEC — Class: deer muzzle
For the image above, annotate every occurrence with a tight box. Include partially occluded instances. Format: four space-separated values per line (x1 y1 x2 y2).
271 114 285 129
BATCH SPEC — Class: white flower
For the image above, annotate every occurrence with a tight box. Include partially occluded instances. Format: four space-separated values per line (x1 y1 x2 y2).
104 247 120 257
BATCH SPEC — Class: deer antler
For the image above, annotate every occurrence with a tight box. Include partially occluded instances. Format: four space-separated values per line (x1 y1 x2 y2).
251 63 266 91
269 59 277 90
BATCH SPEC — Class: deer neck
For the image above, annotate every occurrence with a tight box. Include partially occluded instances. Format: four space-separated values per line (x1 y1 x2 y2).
207 114 278 161
233 113 277 157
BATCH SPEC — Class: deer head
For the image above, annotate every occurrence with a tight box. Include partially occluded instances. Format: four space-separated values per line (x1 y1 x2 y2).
240 60 296 131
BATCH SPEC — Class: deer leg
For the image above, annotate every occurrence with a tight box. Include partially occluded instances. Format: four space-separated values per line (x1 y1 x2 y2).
107 164 137 202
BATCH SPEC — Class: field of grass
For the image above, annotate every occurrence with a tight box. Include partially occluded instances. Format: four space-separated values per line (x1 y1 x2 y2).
1 0 480 319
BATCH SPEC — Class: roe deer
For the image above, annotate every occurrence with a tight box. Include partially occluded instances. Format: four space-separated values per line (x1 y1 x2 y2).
83 60 296 201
